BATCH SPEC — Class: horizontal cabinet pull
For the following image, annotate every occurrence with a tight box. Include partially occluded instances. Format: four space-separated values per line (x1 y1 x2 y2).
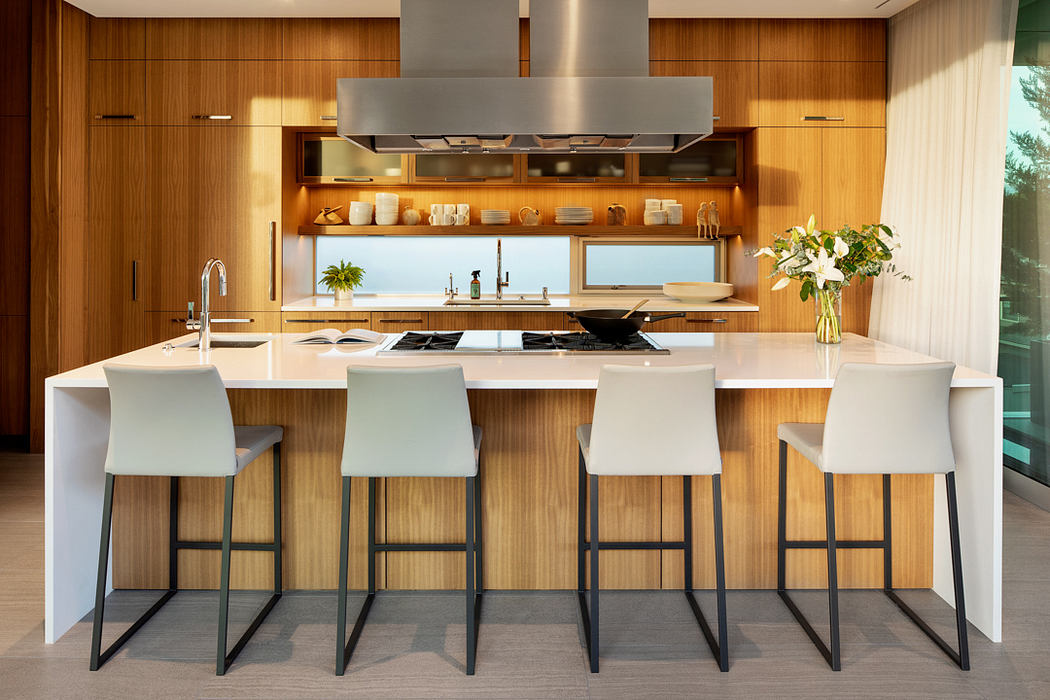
95 114 137 120
285 318 369 324
378 318 424 324
320 115 337 121
192 114 233 120
802 116 845 121
670 177 709 182
211 318 254 324
713 116 721 121
557 177 597 183
333 177 374 182
686 318 728 323
443 177 486 182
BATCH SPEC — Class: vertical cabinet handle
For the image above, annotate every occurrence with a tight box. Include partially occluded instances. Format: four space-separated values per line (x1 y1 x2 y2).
131 260 138 301
268 222 276 302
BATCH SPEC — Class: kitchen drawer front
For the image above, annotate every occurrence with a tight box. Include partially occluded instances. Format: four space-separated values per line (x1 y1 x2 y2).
283 60 399 128
372 312 429 330
281 311 373 332
429 311 570 331
146 60 282 126
146 312 281 344
758 62 885 127
88 60 145 123
649 312 757 333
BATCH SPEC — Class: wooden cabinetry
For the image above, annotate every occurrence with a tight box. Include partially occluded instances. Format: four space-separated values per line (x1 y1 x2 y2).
146 312 281 344
372 312 429 330
649 60 758 128
429 311 570 331
649 19 759 60
637 135 742 185
281 311 372 332
88 17 144 59
758 19 886 61
758 62 885 127
409 154 521 185
145 19 281 59
644 312 758 333
146 127 281 312
281 19 400 60
146 61 282 126
88 60 144 122
283 60 398 127
524 154 629 184
297 134 404 184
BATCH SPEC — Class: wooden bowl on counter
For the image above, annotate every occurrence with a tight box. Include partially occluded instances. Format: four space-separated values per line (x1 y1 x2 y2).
662 282 734 303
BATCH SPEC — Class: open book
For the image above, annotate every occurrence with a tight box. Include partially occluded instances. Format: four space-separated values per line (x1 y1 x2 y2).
293 328 384 345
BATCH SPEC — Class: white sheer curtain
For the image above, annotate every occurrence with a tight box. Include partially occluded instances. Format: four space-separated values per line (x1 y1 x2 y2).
868 0 1018 374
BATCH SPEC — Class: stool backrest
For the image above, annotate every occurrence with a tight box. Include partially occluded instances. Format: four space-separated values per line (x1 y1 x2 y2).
823 362 956 474
103 364 238 477
342 364 477 477
588 364 722 476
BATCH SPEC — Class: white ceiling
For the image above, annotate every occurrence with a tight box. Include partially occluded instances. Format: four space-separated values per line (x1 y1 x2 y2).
68 0 922 19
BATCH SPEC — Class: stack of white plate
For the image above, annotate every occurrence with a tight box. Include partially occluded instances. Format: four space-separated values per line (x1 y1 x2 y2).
374 192 399 226
480 209 511 225
555 206 594 225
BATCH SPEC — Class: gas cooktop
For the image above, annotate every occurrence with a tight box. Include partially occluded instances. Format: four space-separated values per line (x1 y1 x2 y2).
378 331 669 355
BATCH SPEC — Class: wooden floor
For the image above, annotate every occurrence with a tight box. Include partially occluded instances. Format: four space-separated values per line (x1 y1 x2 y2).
1 450 1047 699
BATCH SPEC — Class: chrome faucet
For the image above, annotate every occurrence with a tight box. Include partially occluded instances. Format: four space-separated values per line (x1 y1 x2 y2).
186 258 227 350
495 239 510 300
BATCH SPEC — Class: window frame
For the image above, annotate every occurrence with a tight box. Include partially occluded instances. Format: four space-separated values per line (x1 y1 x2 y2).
573 237 726 294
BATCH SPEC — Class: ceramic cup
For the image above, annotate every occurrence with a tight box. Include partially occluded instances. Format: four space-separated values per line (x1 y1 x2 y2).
643 209 667 225
429 203 443 225
519 207 541 226
402 209 421 226
665 203 683 225
660 199 678 211
443 203 457 226
454 213 469 225
644 198 662 211
457 203 470 217
348 201 373 226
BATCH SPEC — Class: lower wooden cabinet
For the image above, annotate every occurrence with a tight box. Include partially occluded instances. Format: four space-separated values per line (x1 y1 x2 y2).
371 312 428 330
146 311 281 344
641 312 758 333
429 311 570 331
281 311 372 332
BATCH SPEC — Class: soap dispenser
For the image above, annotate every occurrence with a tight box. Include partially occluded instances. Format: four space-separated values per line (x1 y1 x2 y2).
470 270 481 299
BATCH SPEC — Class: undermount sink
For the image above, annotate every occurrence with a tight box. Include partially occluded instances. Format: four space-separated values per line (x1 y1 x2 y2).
443 297 552 306
180 339 270 349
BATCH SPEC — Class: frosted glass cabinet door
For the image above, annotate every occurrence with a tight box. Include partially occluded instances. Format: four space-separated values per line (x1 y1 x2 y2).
524 154 628 183
410 153 519 183
298 134 404 184
638 136 741 185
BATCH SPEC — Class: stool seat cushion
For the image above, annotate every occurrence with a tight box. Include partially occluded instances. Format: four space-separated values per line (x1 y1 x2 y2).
235 425 284 473
777 422 826 471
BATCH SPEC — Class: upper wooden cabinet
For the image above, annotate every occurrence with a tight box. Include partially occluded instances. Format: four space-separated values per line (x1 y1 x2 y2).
146 61 282 126
88 60 145 123
649 60 758 128
758 19 886 61
88 17 145 59
282 60 399 127
0 0 30 116
147 127 281 312
145 19 282 59
758 62 885 127
649 19 759 60
297 133 404 184
281 19 399 60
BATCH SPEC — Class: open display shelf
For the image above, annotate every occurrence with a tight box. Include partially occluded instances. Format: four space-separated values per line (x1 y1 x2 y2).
297 224 743 237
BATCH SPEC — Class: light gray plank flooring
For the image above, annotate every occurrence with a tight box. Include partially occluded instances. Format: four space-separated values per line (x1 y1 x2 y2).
1 451 1048 699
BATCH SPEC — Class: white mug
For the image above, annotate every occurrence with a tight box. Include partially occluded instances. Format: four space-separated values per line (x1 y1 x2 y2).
644 198 662 211
665 203 683 225
443 204 457 226
643 209 667 225
429 203 443 225
457 203 470 217
454 213 469 225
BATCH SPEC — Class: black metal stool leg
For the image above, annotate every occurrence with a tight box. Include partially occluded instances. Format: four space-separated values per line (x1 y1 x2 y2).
466 475 477 675
824 473 842 671
712 475 729 672
89 474 116 671
883 475 892 591
577 447 587 595
336 476 351 676
589 474 600 673
170 476 179 592
273 444 283 596
217 476 236 675
777 441 787 593
946 472 970 670
475 456 484 593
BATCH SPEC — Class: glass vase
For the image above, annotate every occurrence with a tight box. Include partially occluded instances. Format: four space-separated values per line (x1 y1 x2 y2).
814 288 842 344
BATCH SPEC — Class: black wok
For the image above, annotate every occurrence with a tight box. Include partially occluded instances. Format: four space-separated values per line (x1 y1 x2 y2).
566 309 685 342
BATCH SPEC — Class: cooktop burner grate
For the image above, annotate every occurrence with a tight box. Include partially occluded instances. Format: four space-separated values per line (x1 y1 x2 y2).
388 331 464 351
521 331 664 352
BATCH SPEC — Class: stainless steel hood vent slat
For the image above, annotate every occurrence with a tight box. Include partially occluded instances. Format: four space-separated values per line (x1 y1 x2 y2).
337 0 713 154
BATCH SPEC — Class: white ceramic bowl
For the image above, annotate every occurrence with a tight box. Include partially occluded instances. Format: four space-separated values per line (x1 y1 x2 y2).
662 282 734 302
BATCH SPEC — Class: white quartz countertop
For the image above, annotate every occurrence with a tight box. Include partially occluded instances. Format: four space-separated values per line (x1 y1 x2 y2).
281 294 759 313
48 332 998 390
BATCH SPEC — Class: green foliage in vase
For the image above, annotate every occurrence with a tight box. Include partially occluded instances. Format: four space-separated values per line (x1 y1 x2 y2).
318 260 365 292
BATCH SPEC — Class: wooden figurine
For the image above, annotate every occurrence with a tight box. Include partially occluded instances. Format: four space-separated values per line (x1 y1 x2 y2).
607 203 627 226
708 201 721 238
697 202 709 238
313 206 344 226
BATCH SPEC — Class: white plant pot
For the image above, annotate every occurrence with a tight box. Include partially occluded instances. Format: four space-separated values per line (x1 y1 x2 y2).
333 288 353 303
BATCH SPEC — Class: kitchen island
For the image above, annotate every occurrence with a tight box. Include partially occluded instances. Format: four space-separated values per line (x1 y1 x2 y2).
45 332 1002 647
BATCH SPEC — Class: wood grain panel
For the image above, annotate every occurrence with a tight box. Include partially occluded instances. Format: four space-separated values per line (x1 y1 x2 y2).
0 117 29 313
758 19 886 62
110 387 933 591
146 127 281 312
282 60 398 127
85 127 147 363
280 18 399 60
146 60 281 126
0 0 30 116
145 19 281 59
371 311 429 330
281 311 373 333
649 61 758 128
88 17 144 59
758 62 886 128
87 60 144 123
428 311 570 331
0 315 28 435
640 311 758 333
649 19 759 60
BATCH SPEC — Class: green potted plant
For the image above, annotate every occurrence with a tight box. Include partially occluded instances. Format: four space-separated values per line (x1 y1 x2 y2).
319 259 365 303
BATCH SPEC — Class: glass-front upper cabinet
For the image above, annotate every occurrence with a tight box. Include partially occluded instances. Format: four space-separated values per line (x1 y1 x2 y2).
637 136 742 185
410 153 519 184
524 154 628 183
298 134 404 185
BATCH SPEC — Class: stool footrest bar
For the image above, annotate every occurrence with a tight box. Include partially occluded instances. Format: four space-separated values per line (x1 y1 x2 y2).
784 539 887 550
373 543 467 552
583 540 686 551
176 540 278 552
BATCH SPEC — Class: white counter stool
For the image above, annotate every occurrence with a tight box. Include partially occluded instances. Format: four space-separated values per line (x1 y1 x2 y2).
336 365 483 676
576 365 728 674
90 364 284 676
777 362 969 671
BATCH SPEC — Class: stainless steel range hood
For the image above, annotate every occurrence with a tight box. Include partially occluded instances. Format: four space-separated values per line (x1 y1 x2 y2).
337 0 713 154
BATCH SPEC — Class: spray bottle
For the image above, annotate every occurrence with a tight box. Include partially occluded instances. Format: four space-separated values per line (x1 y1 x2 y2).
470 270 481 299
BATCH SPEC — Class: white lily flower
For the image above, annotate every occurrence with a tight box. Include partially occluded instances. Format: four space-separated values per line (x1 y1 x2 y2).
753 247 775 258
833 237 850 258
806 214 817 235
792 226 807 239
799 248 845 289
771 277 791 291
779 249 793 262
